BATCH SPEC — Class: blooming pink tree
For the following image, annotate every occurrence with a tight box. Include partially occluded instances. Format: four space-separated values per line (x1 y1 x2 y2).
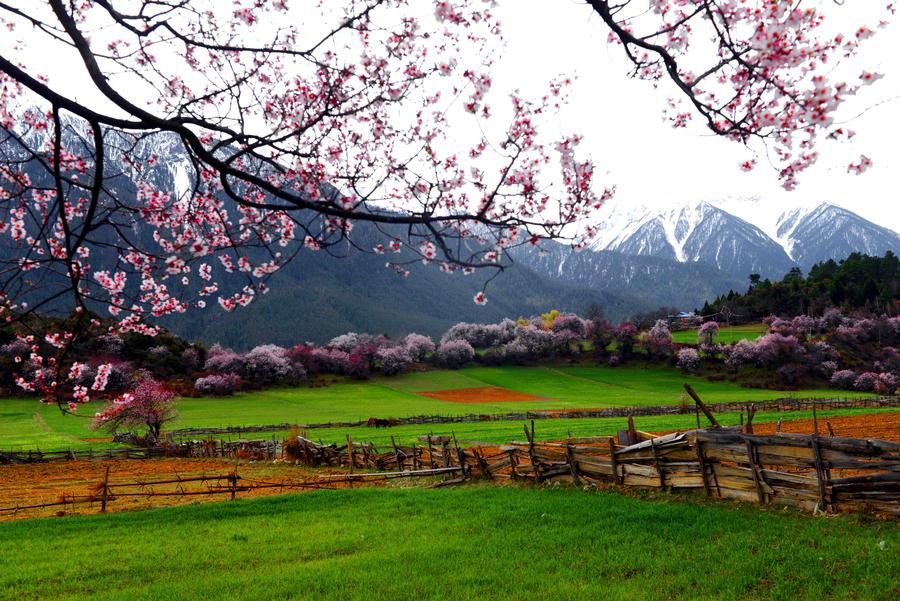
93 376 177 442
0 0 888 410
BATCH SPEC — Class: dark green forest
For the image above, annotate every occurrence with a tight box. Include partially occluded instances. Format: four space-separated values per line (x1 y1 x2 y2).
701 252 900 321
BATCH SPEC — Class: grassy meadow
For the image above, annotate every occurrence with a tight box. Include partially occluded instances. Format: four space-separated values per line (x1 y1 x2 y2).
1 485 897 601
670 323 768 345
0 365 866 451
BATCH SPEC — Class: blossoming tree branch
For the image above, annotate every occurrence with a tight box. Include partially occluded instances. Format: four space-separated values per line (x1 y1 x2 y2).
0 0 888 409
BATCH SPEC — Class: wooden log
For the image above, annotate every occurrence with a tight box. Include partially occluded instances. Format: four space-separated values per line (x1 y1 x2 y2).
100 465 110 512
565 442 580 484
810 436 829 512
745 439 766 505
650 438 665 488
683 383 720 428
694 441 711 497
608 438 621 485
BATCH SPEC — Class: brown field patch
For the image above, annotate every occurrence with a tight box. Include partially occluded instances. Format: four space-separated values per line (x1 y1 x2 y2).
0 458 352 521
654 411 900 442
419 386 548 404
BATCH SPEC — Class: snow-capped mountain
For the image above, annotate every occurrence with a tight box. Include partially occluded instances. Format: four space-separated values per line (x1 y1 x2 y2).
775 203 900 270
587 199 899 279
590 201 795 278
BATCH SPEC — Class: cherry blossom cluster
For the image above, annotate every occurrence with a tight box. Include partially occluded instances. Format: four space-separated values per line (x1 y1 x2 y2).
596 0 889 189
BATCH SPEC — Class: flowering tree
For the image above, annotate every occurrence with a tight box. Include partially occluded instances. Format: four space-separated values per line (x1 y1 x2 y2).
434 339 475 369
0 0 888 409
643 320 674 359
676 348 700 373
697 321 719 349
403 333 435 362
92 376 176 441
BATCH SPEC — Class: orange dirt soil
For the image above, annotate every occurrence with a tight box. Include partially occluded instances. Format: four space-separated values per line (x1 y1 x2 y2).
652 411 900 442
0 458 355 521
419 386 549 404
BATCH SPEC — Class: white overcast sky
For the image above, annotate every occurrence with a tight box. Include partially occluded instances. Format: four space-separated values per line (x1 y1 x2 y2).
493 0 900 233
6 0 900 233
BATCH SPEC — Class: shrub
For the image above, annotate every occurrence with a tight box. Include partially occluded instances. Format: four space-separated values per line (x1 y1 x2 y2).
194 373 241 396
241 344 295 384
753 333 801 367
440 322 511 348
878 372 899 395
500 340 530 364
551 329 581 356
204 344 244 374
513 325 554 357
612 323 637 357
830 369 857 389
643 320 674 359
676 348 700 373
328 332 364 352
725 339 755 371
434 340 475 369
376 346 413 376
403 333 435 361
585 318 614 356
346 351 371 380
551 313 586 336
854 371 881 392
181 347 202 371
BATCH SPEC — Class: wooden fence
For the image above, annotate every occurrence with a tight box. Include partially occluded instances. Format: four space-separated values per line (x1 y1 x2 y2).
0 465 461 517
0 438 280 465
168 395 898 438
283 423 900 516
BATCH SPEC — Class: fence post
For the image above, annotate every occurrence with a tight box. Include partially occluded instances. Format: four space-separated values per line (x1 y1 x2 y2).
607 438 621 485
100 466 110 512
230 473 238 500
694 440 711 497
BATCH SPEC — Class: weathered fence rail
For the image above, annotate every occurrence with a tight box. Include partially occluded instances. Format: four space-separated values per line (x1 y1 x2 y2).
167 396 899 438
0 466 461 517
283 422 900 516
0 438 280 465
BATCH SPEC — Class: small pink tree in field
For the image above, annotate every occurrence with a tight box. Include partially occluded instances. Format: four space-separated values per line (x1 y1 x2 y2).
643 320 674 359
676 348 700 373
93 377 176 442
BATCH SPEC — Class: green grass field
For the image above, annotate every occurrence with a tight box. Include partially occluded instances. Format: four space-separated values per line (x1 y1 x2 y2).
0 365 865 451
1 485 897 600
671 323 768 345
187 407 900 448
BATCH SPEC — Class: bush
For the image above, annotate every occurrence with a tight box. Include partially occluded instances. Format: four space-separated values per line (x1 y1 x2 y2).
643 320 674 359
614 323 637 357
853 371 881 393
376 346 413 376
830 369 857 389
434 340 475 369
725 339 755 371
676 348 700 373
204 344 244 374
403 333 435 361
194 373 241 396
241 344 298 384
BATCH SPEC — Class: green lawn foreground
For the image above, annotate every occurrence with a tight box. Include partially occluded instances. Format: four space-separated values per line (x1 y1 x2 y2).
0 485 897 601
0 364 871 451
